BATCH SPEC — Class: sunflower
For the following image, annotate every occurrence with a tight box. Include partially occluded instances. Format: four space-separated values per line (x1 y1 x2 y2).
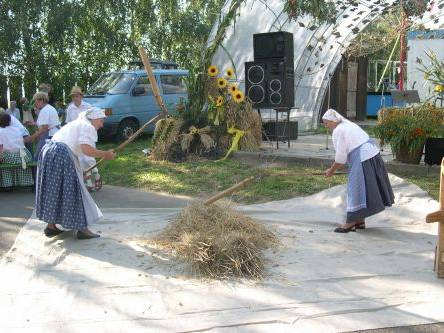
216 96 224 107
434 84 444 93
228 83 237 93
232 90 244 103
217 77 227 88
208 65 219 77
226 68 234 79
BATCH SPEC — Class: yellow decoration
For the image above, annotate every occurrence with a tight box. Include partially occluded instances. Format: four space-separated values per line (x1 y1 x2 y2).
216 96 224 106
232 90 244 103
189 126 198 135
208 65 219 77
434 84 444 93
228 84 237 93
226 68 234 79
221 127 246 160
217 78 227 88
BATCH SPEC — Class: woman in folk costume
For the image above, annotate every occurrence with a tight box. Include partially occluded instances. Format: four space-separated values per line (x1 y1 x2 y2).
35 107 115 239
33 91 61 160
0 114 34 190
322 109 394 233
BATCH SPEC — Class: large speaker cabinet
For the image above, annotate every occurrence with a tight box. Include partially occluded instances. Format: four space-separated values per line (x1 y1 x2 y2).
253 31 294 61
245 59 294 109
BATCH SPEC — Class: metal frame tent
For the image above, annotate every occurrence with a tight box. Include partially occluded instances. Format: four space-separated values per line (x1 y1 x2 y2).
208 0 444 130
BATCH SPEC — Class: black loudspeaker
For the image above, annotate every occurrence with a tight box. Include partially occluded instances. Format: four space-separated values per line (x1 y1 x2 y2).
263 121 298 141
245 59 294 109
253 31 294 61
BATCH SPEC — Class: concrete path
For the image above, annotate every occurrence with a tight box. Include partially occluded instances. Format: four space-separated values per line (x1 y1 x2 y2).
1 175 443 332
0 185 191 257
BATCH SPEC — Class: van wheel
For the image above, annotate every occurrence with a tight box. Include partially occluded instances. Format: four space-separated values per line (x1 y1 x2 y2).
116 118 138 141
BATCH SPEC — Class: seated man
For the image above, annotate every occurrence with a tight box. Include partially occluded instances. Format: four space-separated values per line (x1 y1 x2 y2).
0 114 34 191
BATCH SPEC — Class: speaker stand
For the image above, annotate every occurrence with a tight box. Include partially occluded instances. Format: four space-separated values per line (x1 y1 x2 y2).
275 107 291 149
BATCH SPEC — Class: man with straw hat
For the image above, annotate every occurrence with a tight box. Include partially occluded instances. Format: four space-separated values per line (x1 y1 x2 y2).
65 86 91 123
322 109 394 233
35 107 115 240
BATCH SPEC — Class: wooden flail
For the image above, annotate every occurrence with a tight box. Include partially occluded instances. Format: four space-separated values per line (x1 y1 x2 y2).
426 158 444 278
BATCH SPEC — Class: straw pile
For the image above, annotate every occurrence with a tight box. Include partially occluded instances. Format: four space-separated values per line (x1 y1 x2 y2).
150 117 185 161
225 101 262 152
154 201 278 280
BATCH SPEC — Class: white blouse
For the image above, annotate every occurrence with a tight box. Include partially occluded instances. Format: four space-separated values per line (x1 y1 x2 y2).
332 122 379 164
65 101 91 123
36 104 60 137
10 116 29 136
52 117 97 159
0 126 25 152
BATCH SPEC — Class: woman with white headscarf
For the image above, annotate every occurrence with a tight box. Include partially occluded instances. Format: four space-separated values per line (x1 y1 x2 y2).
35 107 115 239
322 109 394 233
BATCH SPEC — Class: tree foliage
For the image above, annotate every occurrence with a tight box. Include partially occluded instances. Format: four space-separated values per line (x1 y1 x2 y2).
1 0 396 104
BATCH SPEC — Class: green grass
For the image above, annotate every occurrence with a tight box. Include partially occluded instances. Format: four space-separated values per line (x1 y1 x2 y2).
98 135 440 203
98 135 347 203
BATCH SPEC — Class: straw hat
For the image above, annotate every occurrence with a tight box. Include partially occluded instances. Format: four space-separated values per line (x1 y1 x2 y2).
70 86 84 97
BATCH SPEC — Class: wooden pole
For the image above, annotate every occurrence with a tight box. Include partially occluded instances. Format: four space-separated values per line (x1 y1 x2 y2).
426 158 444 278
84 47 169 174
204 176 255 206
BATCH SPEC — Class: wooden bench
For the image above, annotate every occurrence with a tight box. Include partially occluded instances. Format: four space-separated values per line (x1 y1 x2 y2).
426 158 444 278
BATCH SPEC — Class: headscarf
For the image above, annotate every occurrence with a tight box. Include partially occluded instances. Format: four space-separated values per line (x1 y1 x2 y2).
322 109 353 124
79 107 106 120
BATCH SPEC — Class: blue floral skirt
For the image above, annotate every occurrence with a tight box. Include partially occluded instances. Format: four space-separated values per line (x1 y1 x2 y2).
35 141 87 230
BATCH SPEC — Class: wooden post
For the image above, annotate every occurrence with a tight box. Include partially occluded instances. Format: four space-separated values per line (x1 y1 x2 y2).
426 158 444 277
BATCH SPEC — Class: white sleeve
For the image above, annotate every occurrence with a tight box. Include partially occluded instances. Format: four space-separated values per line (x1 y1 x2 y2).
65 104 74 123
78 123 98 147
332 127 348 164
37 108 50 127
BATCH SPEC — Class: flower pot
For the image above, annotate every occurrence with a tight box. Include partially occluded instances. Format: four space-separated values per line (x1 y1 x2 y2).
394 144 424 164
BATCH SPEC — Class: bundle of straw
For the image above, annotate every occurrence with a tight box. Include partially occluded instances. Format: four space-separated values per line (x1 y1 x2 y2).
154 201 278 279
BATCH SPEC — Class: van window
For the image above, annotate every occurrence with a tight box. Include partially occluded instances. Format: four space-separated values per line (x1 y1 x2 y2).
88 73 136 95
134 77 153 96
160 75 187 94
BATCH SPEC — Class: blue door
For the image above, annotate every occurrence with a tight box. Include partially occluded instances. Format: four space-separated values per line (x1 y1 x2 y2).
130 75 160 132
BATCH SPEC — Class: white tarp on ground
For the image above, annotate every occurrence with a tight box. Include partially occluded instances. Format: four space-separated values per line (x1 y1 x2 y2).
0 175 443 333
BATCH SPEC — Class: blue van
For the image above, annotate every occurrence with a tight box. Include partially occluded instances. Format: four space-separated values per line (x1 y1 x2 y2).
83 66 188 140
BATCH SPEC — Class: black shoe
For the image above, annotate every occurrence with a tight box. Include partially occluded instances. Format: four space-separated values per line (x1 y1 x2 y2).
44 227 64 238
76 230 100 240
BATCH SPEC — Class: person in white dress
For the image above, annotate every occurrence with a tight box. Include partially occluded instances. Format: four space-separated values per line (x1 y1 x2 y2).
36 107 115 239
65 86 91 123
322 109 394 233
33 91 61 159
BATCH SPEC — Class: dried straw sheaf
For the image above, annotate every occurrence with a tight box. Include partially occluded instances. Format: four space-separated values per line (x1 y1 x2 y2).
154 201 278 280
151 117 184 161
226 101 262 151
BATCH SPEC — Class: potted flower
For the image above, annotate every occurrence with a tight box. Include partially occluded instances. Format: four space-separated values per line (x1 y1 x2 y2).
374 104 444 164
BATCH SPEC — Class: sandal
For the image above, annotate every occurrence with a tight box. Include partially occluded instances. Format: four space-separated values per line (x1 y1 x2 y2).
355 222 366 230
44 226 64 238
334 224 357 233
76 230 100 240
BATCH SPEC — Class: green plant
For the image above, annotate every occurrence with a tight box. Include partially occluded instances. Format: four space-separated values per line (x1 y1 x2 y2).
374 104 444 156
417 50 444 92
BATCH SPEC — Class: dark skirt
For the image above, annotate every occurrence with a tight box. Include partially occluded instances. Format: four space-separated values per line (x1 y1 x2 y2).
346 153 394 222
35 141 88 230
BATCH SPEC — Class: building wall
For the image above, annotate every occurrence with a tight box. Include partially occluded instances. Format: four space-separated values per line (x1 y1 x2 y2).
407 30 444 101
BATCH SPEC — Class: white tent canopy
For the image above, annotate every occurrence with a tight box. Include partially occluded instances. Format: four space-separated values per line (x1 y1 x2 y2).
209 0 444 130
